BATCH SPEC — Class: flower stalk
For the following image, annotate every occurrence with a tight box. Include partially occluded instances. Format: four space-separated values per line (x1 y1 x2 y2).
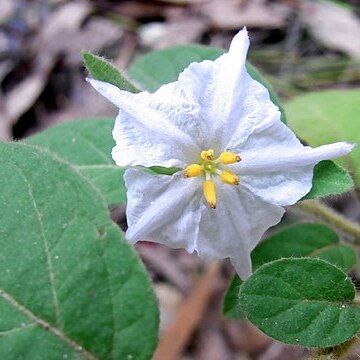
298 199 360 245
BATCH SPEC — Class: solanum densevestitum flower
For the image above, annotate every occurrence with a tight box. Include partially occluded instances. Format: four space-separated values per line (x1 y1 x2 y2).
89 28 353 279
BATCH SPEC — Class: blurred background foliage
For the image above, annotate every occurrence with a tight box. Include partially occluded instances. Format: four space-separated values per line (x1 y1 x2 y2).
0 0 359 141
1 1 360 359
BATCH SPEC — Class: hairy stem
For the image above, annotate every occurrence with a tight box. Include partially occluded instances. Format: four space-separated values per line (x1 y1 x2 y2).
298 200 360 245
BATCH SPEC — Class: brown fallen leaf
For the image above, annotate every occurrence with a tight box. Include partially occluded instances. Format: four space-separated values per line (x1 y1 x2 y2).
201 0 290 30
194 280 234 360
155 283 183 333
0 59 13 85
60 16 123 66
153 261 221 360
196 325 233 360
139 19 206 49
3 71 50 133
224 320 270 355
137 244 193 294
0 0 15 24
112 1 168 19
300 0 360 59
258 342 306 360
0 2 93 139
157 0 206 4
34 1 92 70
1 1 124 139
34 72 116 131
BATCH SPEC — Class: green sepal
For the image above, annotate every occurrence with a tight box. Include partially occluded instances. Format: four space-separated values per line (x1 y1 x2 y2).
83 50 140 93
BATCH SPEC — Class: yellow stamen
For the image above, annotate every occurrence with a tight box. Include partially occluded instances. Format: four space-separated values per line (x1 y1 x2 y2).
184 149 242 208
201 149 215 161
219 151 241 164
184 164 202 178
203 180 216 209
220 170 239 185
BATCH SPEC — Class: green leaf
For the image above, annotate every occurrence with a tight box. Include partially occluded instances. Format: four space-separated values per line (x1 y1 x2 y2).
128 44 287 123
27 118 125 205
286 89 360 185
311 245 357 274
304 160 354 199
83 51 140 93
223 224 356 320
239 258 360 347
222 276 245 320
0 143 158 359
251 223 356 273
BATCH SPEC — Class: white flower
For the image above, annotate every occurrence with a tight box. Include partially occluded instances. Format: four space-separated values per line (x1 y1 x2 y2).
88 28 354 279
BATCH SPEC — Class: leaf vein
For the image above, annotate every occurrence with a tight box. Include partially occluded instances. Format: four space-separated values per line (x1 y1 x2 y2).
14 165 62 327
0 323 36 336
0 289 99 360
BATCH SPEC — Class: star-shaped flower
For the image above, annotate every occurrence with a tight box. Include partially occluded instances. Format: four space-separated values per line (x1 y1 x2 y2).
88 29 353 279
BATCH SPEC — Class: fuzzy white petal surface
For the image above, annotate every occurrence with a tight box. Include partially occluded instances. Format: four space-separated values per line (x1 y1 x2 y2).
239 142 354 174
195 184 285 279
231 119 354 206
177 28 282 152
177 29 253 151
88 79 203 167
124 169 202 252
222 79 283 152
205 28 249 131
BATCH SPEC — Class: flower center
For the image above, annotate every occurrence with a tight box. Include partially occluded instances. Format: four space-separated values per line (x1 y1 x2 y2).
203 160 216 172
184 149 241 209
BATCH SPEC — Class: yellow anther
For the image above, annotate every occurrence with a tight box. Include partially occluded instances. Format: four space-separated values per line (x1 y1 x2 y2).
220 170 240 185
184 164 202 178
201 149 215 161
203 180 217 209
219 151 241 164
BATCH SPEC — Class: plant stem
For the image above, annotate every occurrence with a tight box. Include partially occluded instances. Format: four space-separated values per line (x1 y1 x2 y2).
298 200 360 245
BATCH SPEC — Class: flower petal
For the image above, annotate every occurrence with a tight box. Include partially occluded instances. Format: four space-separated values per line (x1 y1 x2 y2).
195 184 285 279
239 142 354 174
124 169 202 252
231 119 354 205
177 28 281 152
88 79 202 167
201 29 250 133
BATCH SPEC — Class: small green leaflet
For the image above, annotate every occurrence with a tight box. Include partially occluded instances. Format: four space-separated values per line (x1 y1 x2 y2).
239 258 360 347
83 51 140 93
251 223 356 272
303 160 353 199
223 224 356 320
